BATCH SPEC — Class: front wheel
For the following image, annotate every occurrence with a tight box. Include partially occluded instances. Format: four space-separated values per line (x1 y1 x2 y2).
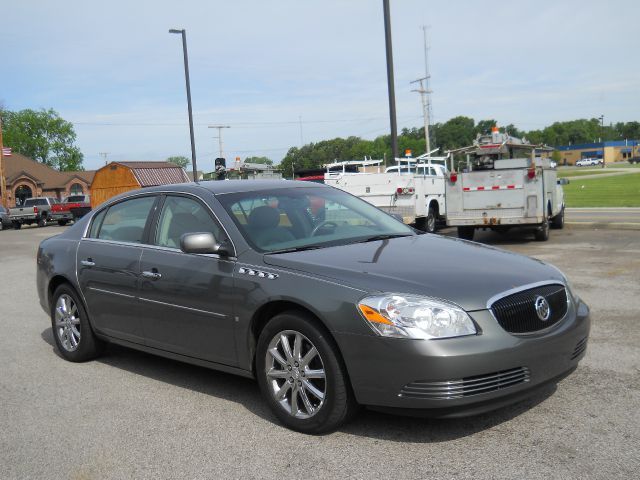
551 206 565 229
51 284 104 362
256 311 358 434
38 216 47 227
13 222 21 230
57 219 68 226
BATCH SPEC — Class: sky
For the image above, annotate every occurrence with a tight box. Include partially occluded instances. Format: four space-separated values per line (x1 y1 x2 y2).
1 0 639 172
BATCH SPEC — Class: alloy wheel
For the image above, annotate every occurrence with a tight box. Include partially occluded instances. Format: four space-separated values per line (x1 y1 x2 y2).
54 294 81 352
265 330 326 419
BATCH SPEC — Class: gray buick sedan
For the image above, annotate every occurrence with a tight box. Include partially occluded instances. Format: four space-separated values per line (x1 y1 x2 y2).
37 180 590 433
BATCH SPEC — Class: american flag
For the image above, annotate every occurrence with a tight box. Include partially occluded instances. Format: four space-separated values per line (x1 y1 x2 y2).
1 147 11 156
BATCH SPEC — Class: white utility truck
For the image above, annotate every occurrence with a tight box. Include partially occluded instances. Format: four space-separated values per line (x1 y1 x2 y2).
445 129 565 241
324 152 448 233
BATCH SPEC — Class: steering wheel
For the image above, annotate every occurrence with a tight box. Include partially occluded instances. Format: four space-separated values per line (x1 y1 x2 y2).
311 221 338 236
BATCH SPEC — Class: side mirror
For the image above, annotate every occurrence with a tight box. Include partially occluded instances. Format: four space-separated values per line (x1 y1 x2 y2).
180 232 230 256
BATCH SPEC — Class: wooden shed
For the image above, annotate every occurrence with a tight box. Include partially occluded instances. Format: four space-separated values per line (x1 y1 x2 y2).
90 161 190 208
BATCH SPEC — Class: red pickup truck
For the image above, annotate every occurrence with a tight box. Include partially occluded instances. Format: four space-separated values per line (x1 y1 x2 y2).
50 195 92 226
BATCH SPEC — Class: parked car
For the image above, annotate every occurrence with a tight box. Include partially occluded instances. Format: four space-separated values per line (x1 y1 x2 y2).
50 194 92 226
628 156 640 164
9 197 58 228
575 158 601 167
37 181 590 433
0 205 12 230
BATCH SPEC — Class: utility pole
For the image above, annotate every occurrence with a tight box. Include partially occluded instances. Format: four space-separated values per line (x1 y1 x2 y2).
382 0 398 163
298 115 304 146
208 125 230 161
98 152 110 165
411 26 434 156
599 114 605 168
0 115 7 207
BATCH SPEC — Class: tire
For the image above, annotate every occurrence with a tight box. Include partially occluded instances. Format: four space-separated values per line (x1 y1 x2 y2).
425 206 436 233
38 215 47 227
534 218 550 241
457 226 475 241
51 284 104 362
551 206 565 229
57 220 68 226
13 222 21 230
256 311 358 434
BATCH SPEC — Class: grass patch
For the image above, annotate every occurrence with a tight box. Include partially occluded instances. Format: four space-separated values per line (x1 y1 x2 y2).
563 172 640 207
559 169 622 178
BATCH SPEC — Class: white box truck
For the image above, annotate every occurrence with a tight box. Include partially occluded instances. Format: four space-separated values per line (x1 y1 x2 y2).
324 155 448 233
445 130 565 241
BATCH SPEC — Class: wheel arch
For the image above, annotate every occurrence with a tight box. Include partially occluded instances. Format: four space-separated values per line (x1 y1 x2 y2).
248 300 345 375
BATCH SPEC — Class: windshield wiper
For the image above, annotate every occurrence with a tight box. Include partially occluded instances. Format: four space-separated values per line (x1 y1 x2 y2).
265 245 326 254
354 233 413 243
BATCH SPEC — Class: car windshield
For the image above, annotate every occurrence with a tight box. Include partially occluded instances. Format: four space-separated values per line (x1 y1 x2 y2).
217 186 414 253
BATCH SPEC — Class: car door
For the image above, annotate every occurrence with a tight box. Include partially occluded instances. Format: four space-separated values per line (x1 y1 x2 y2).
77 195 159 343
137 194 238 366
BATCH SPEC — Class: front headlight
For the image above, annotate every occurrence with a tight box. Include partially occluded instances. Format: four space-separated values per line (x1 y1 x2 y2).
357 294 477 340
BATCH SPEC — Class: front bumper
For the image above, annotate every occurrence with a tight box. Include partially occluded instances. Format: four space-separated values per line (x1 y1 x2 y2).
335 299 590 417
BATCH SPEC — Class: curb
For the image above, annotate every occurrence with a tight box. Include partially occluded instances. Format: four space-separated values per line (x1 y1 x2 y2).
566 222 640 231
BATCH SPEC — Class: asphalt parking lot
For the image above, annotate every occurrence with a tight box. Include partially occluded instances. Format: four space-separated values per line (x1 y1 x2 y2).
1 224 639 479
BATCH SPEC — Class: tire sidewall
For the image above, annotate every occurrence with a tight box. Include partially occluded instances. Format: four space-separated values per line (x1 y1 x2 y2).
256 312 349 434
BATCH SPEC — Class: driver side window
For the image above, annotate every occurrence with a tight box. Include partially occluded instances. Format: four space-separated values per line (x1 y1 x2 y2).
155 196 223 249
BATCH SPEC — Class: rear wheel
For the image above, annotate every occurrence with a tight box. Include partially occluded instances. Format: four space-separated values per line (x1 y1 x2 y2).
256 311 358 433
425 207 437 233
57 219 68 226
51 284 104 362
38 215 47 227
457 226 475 241
13 222 21 230
534 218 550 241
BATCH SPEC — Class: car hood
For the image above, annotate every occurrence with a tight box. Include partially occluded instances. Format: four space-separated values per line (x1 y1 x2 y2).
263 234 564 311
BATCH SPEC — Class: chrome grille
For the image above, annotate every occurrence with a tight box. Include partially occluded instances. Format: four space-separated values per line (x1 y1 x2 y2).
399 367 530 400
491 284 568 334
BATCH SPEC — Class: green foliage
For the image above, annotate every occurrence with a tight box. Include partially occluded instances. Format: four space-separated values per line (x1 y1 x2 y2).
1 108 84 171
166 155 190 169
278 117 640 174
244 156 273 165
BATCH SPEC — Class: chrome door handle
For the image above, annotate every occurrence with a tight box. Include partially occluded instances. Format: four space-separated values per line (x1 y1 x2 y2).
80 260 95 267
141 271 162 280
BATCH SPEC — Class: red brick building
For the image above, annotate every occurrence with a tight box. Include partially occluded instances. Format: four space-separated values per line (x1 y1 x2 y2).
1 152 94 206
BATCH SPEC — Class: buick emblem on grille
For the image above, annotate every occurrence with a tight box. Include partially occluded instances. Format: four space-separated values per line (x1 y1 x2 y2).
534 295 551 321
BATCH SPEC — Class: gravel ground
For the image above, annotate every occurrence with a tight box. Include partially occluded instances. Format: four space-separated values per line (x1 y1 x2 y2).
1 224 638 479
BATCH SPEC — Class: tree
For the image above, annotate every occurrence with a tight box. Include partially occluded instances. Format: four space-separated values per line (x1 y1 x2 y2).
1 108 84 171
244 156 273 165
166 155 190 169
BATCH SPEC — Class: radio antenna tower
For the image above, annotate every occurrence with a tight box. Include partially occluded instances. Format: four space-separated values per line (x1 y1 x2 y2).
411 25 434 155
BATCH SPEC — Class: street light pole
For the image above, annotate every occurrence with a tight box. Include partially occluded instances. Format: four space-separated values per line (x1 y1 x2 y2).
169 28 198 181
382 0 398 164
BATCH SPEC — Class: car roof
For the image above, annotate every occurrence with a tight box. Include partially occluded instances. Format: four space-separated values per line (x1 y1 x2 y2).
134 179 327 196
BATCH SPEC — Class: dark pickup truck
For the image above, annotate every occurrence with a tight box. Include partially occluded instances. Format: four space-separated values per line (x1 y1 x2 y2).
49 195 92 226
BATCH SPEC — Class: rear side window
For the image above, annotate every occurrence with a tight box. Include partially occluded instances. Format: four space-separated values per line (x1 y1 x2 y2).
88 209 107 238
97 196 156 243
154 196 223 249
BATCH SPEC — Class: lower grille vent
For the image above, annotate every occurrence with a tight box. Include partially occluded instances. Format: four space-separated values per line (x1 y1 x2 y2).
399 367 530 400
571 337 588 360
